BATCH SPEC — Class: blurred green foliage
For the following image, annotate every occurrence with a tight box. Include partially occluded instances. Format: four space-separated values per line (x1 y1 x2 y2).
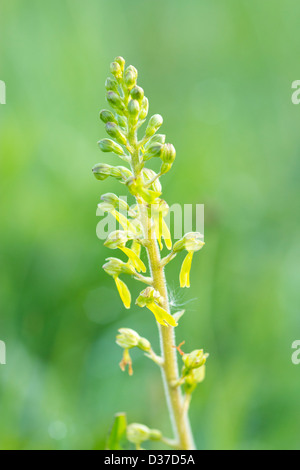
0 0 300 450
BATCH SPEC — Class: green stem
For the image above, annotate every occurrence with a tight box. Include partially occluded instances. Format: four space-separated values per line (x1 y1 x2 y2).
128 128 195 451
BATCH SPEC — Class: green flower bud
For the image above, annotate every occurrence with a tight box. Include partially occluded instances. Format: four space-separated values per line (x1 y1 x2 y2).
145 134 166 148
105 77 118 92
162 143 176 164
174 232 205 253
124 65 138 89
124 71 136 89
127 424 151 445
143 143 164 161
130 86 144 103
117 115 127 129
101 193 129 211
128 99 140 117
105 122 127 146
92 163 123 181
126 65 138 78
116 328 141 349
106 91 125 113
101 192 119 205
114 56 125 71
182 349 208 370
140 97 149 120
92 163 110 181
116 328 151 352
110 61 122 80
103 257 135 277
173 232 204 253
99 109 117 124
98 138 125 156
184 233 204 252
145 114 163 137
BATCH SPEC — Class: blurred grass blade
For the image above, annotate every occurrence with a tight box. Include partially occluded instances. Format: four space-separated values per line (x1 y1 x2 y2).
106 412 127 450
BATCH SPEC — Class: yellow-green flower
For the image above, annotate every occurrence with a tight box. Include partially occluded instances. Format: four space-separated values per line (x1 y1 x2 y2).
136 287 177 327
116 328 151 352
104 230 146 273
103 257 135 309
175 233 205 288
116 328 151 375
182 349 208 371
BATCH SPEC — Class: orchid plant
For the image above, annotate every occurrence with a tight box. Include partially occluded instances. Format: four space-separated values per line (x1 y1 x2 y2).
92 57 208 450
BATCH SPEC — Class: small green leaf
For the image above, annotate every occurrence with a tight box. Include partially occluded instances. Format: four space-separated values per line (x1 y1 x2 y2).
106 412 127 450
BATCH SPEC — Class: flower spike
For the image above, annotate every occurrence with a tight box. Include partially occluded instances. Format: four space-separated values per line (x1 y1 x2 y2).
93 57 207 449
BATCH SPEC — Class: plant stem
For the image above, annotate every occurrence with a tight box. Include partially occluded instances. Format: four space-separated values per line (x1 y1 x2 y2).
128 129 195 451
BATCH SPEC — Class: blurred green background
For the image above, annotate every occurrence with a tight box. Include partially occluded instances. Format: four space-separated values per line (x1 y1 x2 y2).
0 0 300 450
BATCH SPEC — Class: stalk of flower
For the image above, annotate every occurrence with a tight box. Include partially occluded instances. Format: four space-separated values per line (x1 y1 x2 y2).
92 57 207 451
